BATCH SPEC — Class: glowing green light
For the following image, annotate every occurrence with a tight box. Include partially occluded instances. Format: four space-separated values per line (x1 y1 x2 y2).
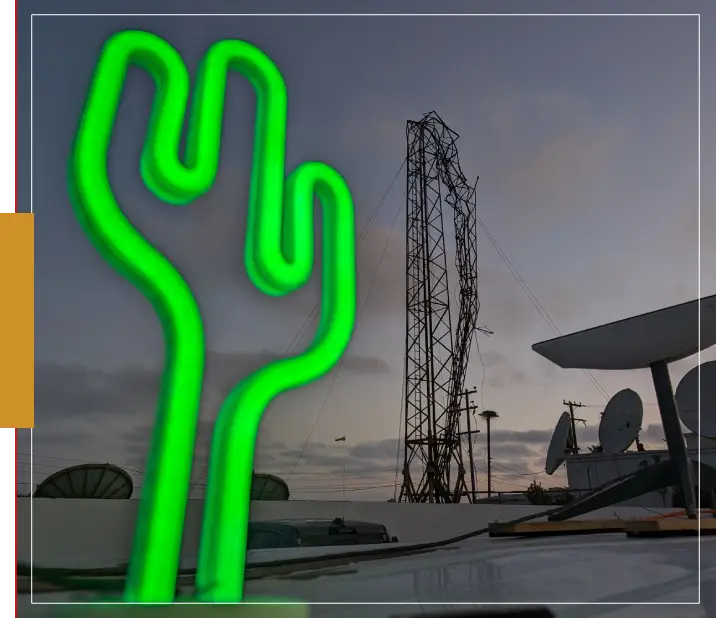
69 29 356 603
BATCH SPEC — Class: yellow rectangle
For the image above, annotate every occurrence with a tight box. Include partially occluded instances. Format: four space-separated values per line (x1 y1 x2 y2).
0 214 33 428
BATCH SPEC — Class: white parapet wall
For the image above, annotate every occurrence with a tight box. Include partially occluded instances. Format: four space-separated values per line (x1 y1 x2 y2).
17 498 674 569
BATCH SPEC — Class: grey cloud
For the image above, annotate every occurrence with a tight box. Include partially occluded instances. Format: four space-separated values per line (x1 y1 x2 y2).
574 426 600 447
489 443 542 460
349 438 399 461
110 419 214 475
490 428 553 445
497 123 626 229
24 421 665 499
117 429 402 483
283 433 554 493
84 157 412 328
35 349 392 426
349 219 548 342
277 439 401 477
479 350 511 368
477 350 531 385
278 449 345 471
485 371 528 389
339 111 688 342
489 422 665 453
339 460 399 477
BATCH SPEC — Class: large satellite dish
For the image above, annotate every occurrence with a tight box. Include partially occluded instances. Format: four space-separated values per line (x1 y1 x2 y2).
545 412 573 475
675 360 716 439
251 473 289 501
598 388 643 454
33 463 133 499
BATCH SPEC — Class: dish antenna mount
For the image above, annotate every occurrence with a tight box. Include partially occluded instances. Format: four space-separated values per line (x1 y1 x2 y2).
598 388 644 454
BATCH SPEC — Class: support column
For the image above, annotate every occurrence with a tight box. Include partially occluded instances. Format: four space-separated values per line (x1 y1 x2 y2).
650 360 697 518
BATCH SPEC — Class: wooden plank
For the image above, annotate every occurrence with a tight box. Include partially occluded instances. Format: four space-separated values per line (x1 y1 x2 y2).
488 519 627 537
625 518 716 537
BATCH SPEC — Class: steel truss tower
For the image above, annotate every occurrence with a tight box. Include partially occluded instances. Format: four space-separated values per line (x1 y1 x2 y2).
399 112 485 503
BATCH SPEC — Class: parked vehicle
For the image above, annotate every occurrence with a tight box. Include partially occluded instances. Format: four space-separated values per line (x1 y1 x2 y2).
247 517 399 550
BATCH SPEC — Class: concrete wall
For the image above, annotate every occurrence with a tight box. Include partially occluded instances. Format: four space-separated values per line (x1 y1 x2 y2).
18 498 672 569
565 446 716 508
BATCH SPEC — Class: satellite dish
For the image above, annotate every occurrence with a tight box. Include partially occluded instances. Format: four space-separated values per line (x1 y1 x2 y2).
532 294 716 370
599 388 643 454
675 360 716 439
545 412 573 475
251 473 289 501
33 463 133 499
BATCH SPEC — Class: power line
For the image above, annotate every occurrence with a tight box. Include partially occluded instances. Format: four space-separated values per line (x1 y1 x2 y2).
493 470 545 478
393 364 406 501
189 159 407 479
474 214 610 401
581 402 660 408
284 159 406 356
357 159 407 245
491 461 546 477
16 452 144 475
494 478 531 490
15 455 405 481
290 482 393 490
287 200 404 481
16 457 407 493
474 338 486 410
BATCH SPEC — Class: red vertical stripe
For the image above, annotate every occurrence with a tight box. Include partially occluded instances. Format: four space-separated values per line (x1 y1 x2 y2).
12 0 19 618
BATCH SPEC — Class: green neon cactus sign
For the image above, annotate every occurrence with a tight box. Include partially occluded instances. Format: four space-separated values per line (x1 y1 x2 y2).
68 29 357 604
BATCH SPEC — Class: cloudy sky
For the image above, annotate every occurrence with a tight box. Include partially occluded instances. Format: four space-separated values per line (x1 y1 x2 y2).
17 0 716 500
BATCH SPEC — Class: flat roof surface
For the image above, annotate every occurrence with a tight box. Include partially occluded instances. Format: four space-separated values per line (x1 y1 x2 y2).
246 535 710 615
21 534 713 616
532 294 716 370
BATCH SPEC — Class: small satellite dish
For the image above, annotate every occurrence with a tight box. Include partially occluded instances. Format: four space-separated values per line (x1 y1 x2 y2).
599 388 643 454
251 473 290 501
545 412 573 475
33 463 133 499
675 360 716 439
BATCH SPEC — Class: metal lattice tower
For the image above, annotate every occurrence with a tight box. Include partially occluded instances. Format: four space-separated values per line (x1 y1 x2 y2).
399 112 484 503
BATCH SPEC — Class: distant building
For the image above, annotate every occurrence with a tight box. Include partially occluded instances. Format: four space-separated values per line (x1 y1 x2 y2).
565 434 716 508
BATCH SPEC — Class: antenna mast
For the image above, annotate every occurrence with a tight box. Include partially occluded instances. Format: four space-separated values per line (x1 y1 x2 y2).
399 112 485 503
458 387 480 502
563 400 586 455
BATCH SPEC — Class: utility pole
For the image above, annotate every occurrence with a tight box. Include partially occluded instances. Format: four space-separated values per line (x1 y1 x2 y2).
479 409 499 498
458 387 480 502
563 400 586 455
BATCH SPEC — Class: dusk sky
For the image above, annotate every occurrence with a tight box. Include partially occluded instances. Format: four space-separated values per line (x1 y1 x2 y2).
17 0 716 500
